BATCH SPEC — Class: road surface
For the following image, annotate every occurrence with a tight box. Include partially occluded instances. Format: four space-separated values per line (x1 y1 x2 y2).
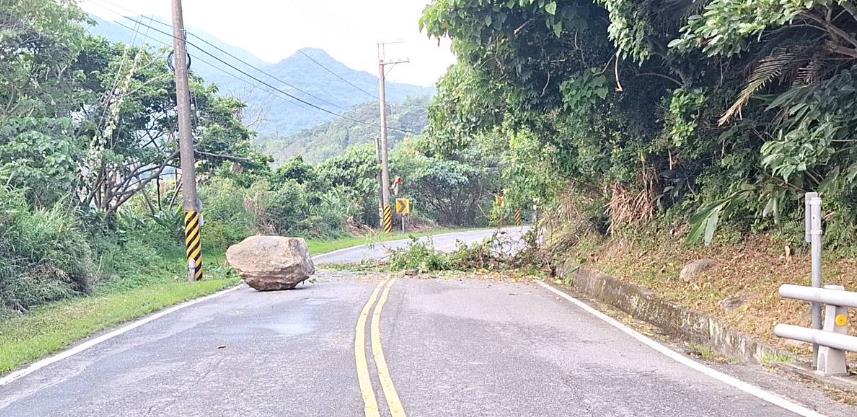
311 227 529 265
0 229 853 417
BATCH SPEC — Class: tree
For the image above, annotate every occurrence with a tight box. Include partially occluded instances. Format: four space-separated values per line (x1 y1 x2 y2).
420 0 857 244
72 38 267 217
393 138 499 226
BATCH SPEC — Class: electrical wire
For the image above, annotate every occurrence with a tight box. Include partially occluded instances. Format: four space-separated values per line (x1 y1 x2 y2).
86 0 417 135
90 0 378 102
183 32 351 111
296 48 378 99
88 0 346 112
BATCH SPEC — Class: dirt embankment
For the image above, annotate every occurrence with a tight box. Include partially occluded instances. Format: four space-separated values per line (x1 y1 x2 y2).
555 231 857 362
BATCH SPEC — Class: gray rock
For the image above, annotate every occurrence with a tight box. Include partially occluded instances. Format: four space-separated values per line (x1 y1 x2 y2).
721 295 746 312
226 236 315 291
679 259 718 283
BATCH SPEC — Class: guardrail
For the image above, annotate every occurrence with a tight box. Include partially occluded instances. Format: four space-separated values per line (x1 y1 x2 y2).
775 284 855 376
774 192 854 376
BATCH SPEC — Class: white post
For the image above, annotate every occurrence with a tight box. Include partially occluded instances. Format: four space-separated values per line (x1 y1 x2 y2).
817 285 849 376
806 192 823 366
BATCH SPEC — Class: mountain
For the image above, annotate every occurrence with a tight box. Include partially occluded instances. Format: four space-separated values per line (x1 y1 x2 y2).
260 96 430 165
86 16 435 136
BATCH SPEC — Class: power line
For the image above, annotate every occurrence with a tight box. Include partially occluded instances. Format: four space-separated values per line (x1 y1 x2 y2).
88 0 347 112
90 0 347 112
93 0 377 102
297 49 378 99
107 17 354 131
184 32 351 111
122 16 353 118
87 0 417 135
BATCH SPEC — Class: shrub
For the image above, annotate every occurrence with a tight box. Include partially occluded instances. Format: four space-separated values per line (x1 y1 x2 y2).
199 179 257 249
259 179 349 238
388 237 451 273
0 188 94 312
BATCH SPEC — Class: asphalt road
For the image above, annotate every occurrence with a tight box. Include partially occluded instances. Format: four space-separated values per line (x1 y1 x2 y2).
311 227 530 265
0 229 853 417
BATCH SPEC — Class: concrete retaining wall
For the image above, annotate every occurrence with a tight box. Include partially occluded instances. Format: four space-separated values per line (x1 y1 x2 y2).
557 264 786 364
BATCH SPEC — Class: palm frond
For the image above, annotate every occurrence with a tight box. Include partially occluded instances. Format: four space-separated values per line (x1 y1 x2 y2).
719 49 796 126
795 58 823 85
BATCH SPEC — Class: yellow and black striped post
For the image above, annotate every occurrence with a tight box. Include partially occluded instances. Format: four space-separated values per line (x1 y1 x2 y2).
514 209 522 226
383 205 393 234
184 210 203 281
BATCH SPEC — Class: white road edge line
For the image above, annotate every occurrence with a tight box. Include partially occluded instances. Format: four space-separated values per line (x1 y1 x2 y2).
0 230 521 388
537 281 828 417
1 242 410 387
0 284 244 387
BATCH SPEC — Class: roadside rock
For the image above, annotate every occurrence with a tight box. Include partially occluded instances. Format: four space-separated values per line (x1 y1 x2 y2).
721 295 746 312
226 236 315 291
679 259 718 283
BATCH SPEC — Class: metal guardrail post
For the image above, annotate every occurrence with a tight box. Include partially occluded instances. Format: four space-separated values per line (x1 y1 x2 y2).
805 192 823 365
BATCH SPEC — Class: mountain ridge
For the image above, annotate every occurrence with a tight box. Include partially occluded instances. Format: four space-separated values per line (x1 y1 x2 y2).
86 16 434 137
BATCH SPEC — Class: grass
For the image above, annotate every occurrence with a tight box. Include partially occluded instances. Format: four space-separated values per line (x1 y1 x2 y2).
0 250 239 375
559 228 857 365
760 351 794 366
0 227 471 376
686 343 730 363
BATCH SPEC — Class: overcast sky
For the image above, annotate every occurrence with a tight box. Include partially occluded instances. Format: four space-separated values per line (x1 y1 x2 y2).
80 0 456 87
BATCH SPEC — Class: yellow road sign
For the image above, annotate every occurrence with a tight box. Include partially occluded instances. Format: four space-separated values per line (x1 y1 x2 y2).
395 198 410 215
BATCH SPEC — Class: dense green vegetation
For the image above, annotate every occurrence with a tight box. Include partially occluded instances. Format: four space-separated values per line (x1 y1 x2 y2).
418 0 857 250
258 96 430 165
0 0 273 314
0 0 493 319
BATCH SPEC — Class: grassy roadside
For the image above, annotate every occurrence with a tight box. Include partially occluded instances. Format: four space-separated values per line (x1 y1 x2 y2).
0 251 238 375
0 227 468 376
554 228 857 365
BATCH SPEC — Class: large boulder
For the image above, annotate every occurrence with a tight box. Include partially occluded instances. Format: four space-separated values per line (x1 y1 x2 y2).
226 236 315 291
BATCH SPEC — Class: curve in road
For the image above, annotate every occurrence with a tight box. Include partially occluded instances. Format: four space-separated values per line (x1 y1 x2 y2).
0 228 853 417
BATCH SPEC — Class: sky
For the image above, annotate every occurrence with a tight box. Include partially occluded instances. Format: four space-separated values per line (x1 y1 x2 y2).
80 0 456 87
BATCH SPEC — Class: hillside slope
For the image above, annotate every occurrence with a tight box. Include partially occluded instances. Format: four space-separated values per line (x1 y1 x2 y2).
259 96 430 164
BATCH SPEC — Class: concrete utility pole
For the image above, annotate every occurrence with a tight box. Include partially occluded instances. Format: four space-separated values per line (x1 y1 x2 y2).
377 42 408 233
171 0 203 281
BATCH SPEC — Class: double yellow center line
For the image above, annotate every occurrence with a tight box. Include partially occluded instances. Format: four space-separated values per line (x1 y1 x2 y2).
355 278 407 417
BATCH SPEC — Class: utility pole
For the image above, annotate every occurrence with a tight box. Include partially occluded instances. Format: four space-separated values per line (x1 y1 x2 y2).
377 42 408 234
171 0 203 281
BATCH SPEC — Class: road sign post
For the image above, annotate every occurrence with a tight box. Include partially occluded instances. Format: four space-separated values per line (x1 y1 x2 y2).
396 198 410 232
